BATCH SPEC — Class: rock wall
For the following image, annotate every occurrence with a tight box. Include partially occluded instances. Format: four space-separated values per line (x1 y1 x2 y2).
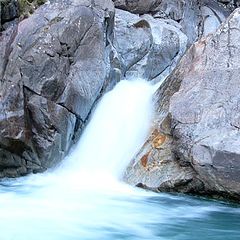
113 0 232 45
125 8 240 202
0 0 115 177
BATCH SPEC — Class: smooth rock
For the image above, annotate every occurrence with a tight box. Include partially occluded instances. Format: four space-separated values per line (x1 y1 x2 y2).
113 9 188 82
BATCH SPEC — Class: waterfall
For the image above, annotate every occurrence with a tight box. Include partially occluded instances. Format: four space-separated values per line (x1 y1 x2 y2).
0 78 158 239
61 79 155 183
0 79 239 240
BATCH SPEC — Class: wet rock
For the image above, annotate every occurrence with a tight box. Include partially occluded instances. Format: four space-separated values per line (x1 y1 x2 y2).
0 0 114 177
125 9 240 202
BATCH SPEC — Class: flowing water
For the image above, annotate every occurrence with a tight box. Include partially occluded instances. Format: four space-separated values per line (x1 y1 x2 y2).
0 79 239 240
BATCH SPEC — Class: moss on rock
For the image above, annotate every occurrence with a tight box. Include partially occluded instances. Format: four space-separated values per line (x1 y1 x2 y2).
18 0 46 18
0 0 46 24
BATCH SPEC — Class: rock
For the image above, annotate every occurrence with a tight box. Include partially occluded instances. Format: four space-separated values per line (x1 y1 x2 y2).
113 0 232 45
218 0 240 10
0 22 18 79
169 8 240 201
0 0 114 177
113 9 152 80
112 0 161 14
113 9 188 82
125 9 240 202
0 0 20 27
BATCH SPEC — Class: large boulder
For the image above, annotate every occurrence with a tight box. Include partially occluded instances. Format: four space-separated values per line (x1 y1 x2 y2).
125 8 240 202
113 9 188 82
0 0 114 177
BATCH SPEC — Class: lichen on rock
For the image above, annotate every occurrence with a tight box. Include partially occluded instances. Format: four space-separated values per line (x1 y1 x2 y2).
18 0 47 17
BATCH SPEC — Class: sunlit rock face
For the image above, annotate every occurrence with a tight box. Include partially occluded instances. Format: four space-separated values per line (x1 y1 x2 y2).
0 0 115 177
125 9 240 202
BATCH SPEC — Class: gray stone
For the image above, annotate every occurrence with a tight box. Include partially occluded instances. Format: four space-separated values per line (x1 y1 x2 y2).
169 9 240 200
156 0 232 44
113 9 188 82
125 9 240 202
113 0 232 45
112 0 162 14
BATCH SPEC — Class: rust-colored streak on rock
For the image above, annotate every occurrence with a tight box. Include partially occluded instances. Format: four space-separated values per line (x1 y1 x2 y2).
141 152 150 168
152 134 166 149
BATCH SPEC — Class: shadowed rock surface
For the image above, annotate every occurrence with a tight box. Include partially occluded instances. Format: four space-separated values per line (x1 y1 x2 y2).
0 0 19 28
0 0 48 31
125 8 240 202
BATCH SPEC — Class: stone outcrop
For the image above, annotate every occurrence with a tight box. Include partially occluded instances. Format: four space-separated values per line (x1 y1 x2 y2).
0 0 114 177
113 0 232 45
113 9 188 82
125 8 240 202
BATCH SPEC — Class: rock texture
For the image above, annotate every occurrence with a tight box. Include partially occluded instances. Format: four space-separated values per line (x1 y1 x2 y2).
113 0 232 45
125 9 240 202
113 9 188 82
0 0 114 177
218 0 240 10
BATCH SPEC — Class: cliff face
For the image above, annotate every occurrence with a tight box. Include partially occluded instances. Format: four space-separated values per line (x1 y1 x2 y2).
124 8 240 202
0 0 115 177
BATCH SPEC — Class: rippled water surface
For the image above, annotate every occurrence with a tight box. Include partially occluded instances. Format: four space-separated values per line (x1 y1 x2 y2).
0 80 239 240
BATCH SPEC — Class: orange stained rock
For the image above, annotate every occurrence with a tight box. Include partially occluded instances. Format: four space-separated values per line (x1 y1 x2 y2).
152 134 166 149
140 152 150 167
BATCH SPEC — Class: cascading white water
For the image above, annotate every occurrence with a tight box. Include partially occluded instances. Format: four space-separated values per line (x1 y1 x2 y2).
59 79 155 186
0 79 158 239
0 79 239 240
